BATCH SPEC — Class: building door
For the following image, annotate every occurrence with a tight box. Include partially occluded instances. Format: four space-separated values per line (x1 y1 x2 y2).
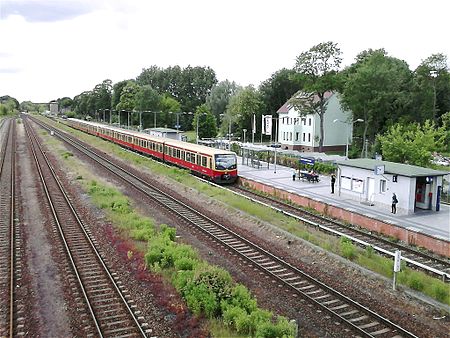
367 177 375 202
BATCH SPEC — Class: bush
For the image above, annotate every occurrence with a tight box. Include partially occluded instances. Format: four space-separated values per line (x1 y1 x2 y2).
184 283 219 318
339 237 357 260
222 305 247 329
225 284 257 314
174 257 198 271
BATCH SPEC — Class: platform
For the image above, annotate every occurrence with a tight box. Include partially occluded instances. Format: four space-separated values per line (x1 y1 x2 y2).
237 159 450 241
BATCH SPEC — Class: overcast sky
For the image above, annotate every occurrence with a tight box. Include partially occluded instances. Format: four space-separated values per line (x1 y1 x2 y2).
1 0 449 103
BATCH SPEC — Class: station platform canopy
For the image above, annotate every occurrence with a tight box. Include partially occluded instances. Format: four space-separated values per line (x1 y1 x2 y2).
240 143 345 168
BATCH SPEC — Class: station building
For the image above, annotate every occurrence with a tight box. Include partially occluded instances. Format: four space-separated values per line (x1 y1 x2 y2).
336 159 448 214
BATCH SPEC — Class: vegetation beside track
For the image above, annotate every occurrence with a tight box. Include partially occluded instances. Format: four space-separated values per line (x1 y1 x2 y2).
38 120 298 337
38 115 450 307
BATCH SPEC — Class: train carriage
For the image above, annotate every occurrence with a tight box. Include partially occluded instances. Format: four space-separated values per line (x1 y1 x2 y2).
67 118 237 184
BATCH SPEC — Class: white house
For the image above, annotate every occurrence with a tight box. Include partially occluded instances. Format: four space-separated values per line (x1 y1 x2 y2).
276 91 352 152
337 159 448 214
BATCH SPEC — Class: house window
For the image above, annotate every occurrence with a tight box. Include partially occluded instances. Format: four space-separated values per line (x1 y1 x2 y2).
296 132 299 141
308 133 311 142
308 118 312 126
289 132 292 141
380 179 387 193
302 118 306 125
302 133 306 141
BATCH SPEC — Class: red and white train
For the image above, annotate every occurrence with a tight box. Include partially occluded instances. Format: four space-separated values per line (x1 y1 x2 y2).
67 118 238 184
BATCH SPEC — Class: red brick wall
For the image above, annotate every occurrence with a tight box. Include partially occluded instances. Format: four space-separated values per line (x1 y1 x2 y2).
239 177 450 257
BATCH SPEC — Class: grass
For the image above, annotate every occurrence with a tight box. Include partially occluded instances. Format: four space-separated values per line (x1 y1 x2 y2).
38 115 450 307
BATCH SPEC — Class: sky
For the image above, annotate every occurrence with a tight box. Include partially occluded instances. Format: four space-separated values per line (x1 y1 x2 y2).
1 0 449 103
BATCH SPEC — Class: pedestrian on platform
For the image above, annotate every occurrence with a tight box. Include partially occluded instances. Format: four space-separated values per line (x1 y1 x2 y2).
392 193 398 214
331 174 336 194
292 168 296 181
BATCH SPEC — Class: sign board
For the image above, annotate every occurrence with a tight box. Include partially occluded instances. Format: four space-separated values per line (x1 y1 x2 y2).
394 250 401 272
374 165 385 175
300 157 315 165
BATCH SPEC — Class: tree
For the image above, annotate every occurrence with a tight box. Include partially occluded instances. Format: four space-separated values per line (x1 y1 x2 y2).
160 94 181 128
116 81 139 112
136 65 217 113
259 68 302 115
193 104 217 140
377 120 447 167
134 85 162 129
340 50 412 157
206 80 242 125
112 80 133 111
411 53 450 124
291 41 342 152
225 86 263 140
93 79 112 111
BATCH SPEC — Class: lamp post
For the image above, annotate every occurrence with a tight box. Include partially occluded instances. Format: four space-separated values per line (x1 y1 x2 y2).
333 118 364 158
430 70 438 121
196 112 207 144
242 128 247 144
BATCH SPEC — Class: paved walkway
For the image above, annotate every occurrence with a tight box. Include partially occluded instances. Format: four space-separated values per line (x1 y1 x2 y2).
238 159 450 241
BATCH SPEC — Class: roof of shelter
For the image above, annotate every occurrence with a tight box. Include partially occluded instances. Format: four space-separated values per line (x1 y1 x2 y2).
337 159 449 177
145 127 180 133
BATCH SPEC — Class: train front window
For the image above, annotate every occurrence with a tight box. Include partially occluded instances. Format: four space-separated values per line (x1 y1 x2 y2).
215 154 236 170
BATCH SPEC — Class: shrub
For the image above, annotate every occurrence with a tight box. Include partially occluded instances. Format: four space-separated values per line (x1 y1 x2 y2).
339 237 357 260
225 284 257 314
222 305 247 329
174 257 198 271
184 283 219 318
193 266 234 303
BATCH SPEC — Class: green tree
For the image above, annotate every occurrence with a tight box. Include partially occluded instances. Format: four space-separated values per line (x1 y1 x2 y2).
112 80 133 111
206 80 242 125
259 68 301 115
116 81 139 112
160 94 181 128
377 120 447 167
193 104 217 140
291 41 342 152
411 53 450 124
225 86 263 141
134 85 161 129
93 79 112 112
340 50 412 157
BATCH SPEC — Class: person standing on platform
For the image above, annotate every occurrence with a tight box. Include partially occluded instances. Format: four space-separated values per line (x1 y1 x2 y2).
331 174 336 194
392 193 398 214
292 168 296 181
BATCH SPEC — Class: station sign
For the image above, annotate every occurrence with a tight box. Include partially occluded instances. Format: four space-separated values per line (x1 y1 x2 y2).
300 157 315 165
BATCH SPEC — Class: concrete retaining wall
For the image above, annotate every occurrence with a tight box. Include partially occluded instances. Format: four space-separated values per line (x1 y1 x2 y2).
239 177 450 258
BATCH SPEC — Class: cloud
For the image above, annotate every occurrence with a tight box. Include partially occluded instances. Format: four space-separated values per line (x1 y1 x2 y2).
0 0 100 22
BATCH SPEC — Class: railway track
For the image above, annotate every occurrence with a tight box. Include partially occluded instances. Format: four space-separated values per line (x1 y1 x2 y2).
24 118 150 337
29 116 420 337
0 119 20 338
227 185 450 281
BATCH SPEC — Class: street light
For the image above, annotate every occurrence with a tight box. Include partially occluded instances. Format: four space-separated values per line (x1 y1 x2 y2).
333 118 364 158
169 111 192 131
196 112 208 144
430 70 438 121
242 128 247 144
